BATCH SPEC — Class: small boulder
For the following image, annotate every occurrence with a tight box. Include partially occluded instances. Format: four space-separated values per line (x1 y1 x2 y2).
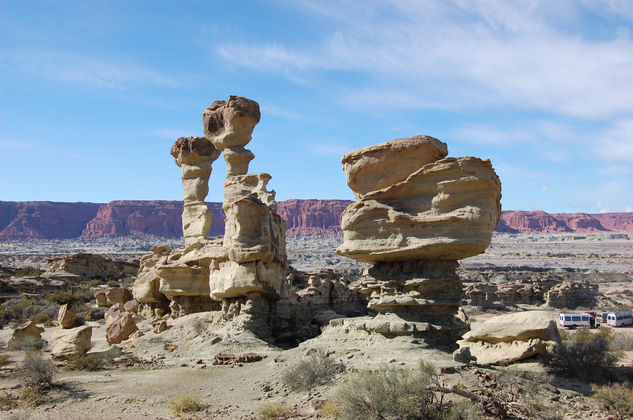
105 287 132 306
457 311 560 365
104 304 123 325
453 346 475 364
95 291 108 307
9 321 44 347
152 319 167 334
123 299 139 314
57 304 77 329
50 325 92 359
106 312 138 345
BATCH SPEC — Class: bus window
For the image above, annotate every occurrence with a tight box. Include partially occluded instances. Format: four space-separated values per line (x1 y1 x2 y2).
565 316 571 321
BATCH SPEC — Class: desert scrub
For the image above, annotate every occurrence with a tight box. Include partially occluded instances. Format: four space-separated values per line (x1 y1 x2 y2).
609 332 633 352
543 328 620 380
592 383 633 418
259 402 294 420
20 351 57 390
169 394 204 415
0 353 10 367
8 336 46 351
106 280 120 288
281 348 344 391
336 361 440 420
65 353 105 371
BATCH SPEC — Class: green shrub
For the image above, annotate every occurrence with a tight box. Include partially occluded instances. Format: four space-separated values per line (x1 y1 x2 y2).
0 354 10 367
102 346 123 363
259 402 294 419
65 353 105 371
336 361 439 420
543 328 621 379
281 349 344 391
14 267 42 277
168 394 204 414
443 400 485 420
107 280 120 288
32 312 51 325
20 351 57 390
592 383 633 418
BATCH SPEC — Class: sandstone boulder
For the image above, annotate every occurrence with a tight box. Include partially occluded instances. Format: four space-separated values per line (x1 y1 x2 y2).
95 291 107 307
106 312 139 345
123 299 138 313
105 287 132 306
458 311 560 365
50 325 92 359
203 95 260 151
545 281 598 309
341 135 448 199
338 154 502 264
9 321 44 347
57 304 77 329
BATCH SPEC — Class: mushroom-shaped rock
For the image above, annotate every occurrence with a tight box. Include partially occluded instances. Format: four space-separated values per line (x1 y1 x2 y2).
170 136 220 167
203 95 261 150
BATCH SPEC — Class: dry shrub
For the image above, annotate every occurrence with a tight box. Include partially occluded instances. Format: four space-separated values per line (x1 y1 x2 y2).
443 400 485 420
0 390 17 410
169 394 204 415
20 351 57 390
336 361 439 420
8 336 46 351
592 383 633 418
281 349 343 391
543 329 620 380
259 402 294 420
65 354 105 371
316 401 341 418
609 333 633 352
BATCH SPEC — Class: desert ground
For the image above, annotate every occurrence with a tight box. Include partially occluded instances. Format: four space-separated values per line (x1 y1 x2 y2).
1 233 632 419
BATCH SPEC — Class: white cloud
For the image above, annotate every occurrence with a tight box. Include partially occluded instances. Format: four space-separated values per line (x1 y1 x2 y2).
308 142 350 157
152 129 196 140
541 186 549 193
1 50 179 89
217 1 633 119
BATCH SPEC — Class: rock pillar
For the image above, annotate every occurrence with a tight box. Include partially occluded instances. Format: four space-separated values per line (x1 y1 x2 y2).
171 136 220 245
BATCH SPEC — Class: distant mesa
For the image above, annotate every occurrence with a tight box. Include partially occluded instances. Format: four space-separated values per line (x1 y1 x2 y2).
1 202 632 240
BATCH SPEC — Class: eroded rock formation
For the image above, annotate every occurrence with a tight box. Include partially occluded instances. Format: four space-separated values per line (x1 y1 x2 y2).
338 135 501 346
132 96 287 337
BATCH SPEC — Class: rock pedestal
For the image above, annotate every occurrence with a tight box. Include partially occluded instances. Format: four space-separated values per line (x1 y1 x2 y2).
338 136 501 346
132 96 287 337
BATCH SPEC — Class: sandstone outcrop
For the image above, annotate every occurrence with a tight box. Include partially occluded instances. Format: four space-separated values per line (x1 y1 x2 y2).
545 281 598 309
132 96 287 337
458 311 560 365
9 321 44 347
50 325 92 359
338 136 501 346
45 253 138 281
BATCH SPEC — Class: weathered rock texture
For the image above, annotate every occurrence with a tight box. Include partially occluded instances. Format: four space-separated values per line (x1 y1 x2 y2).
545 281 598 309
57 304 77 329
9 321 44 347
50 325 92 359
458 311 560 365
45 253 138 281
132 96 287 337
338 136 501 346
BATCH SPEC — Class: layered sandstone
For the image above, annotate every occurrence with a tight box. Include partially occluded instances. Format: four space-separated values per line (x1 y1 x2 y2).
132 97 287 336
338 136 501 346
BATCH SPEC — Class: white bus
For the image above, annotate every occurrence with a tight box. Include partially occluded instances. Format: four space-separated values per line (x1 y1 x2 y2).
606 311 633 327
559 313 595 329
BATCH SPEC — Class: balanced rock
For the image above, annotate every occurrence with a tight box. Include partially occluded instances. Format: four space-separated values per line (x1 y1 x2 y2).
50 325 92 359
458 311 560 365
9 321 44 347
106 312 139 345
338 136 501 346
57 304 77 329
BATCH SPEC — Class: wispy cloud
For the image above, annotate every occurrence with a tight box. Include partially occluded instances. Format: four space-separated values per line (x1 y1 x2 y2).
216 1 633 120
152 129 196 140
2 50 179 89
308 142 350 157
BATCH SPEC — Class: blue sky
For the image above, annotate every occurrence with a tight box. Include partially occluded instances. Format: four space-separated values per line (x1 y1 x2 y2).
1 0 632 213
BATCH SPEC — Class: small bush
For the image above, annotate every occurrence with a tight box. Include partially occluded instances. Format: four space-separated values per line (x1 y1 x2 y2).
543 330 620 380
259 403 294 420
281 349 344 391
609 333 633 352
316 401 341 418
19 385 43 407
336 361 438 420
65 354 105 371
102 346 123 363
169 394 204 414
20 351 57 390
32 312 51 325
14 267 42 277
592 383 633 418
443 400 485 420
8 336 46 351
107 280 120 288
0 390 17 409
0 354 10 367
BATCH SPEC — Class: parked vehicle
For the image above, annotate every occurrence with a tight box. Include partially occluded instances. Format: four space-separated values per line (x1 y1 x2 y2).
559 313 595 329
606 311 633 327
597 312 609 323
